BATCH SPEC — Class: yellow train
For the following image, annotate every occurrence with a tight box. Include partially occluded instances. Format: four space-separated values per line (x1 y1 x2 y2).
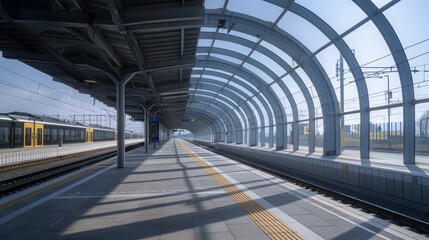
0 112 135 149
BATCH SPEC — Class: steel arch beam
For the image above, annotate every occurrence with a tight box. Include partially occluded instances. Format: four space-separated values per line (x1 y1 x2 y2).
197 46 303 149
353 0 415 163
191 74 250 143
174 107 222 138
189 101 236 143
184 108 224 141
183 118 214 141
191 87 256 145
189 99 238 143
196 50 277 147
198 32 316 150
186 106 227 142
196 58 287 149
266 0 370 159
183 121 212 141
206 10 338 155
190 89 250 144
190 80 262 145
192 68 270 145
190 95 242 143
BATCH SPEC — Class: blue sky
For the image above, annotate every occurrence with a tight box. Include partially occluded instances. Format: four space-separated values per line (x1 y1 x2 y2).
0 56 144 133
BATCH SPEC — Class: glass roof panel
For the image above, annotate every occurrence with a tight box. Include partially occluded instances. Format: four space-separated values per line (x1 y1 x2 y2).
213 40 253 55
201 27 216 32
202 74 228 83
243 63 274 85
343 21 401 107
296 0 367 34
281 75 307 120
208 96 234 110
227 0 283 23
204 68 233 77
260 41 294 67
233 75 258 91
204 0 225 9
247 100 260 127
228 30 259 43
229 81 253 97
294 68 322 118
384 1 429 101
270 82 289 112
198 39 213 47
258 93 274 124
315 45 360 112
250 50 286 77
210 53 242 65
277 11 330 52
252 95 269 126
372 0 392 8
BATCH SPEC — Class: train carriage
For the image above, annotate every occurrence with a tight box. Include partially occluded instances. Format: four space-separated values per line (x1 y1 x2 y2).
0 112 135 149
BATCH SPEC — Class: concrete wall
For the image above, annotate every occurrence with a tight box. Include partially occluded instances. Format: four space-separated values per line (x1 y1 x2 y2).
193 140 429 211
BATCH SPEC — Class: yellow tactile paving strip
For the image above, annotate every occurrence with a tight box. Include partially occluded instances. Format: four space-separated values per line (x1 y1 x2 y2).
178 140 304 240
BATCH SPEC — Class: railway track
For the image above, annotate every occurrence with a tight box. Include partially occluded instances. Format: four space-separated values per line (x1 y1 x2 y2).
0 142 143 196
189 140 429 235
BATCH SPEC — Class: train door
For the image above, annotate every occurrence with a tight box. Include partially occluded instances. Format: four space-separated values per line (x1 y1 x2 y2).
86 128 93 143
23 123 44 147
34 124 44 147
23 123 33 147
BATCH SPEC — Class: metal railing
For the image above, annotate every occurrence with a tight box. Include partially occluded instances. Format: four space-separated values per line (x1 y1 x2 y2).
0 139 143 166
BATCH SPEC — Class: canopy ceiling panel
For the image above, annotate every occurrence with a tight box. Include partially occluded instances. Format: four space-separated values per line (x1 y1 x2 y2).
0 0 204 129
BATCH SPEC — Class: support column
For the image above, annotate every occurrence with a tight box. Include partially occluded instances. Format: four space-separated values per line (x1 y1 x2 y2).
309 119 315 153
116 81 126 168
293 121 299 151
116 72 137 168
145 109 149 153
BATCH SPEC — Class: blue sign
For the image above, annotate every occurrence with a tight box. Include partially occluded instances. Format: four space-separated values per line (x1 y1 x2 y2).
151 118 159 125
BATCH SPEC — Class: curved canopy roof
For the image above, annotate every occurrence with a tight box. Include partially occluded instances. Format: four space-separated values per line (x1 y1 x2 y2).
0 0 204 128
186 0 429 164
0 0 428 164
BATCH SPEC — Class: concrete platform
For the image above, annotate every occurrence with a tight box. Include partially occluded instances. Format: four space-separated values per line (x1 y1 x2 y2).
0 139 426 240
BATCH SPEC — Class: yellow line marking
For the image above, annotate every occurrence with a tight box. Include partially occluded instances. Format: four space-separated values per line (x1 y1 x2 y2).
177 140 304 240
0 163 108 211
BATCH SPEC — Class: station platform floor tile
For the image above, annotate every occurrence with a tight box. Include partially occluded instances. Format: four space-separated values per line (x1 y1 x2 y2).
0 139 426 240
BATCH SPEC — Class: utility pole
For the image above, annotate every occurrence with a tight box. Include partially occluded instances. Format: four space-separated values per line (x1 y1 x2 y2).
337 54 345 151
385 75 391 149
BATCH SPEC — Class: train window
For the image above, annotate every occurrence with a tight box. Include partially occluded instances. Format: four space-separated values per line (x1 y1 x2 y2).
59 129 64 140
51 129 57 141
71 130 75 141
14 127 22 144
25 128 31 146
80 130 84 140
65 130 70 141
44 128 50 142
0 127 10 144
37 128 43 145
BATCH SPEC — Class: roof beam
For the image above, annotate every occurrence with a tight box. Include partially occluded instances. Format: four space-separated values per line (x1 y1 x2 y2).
146 56 195 72
88 26 123 68
76 85 150 96
4 5 204 30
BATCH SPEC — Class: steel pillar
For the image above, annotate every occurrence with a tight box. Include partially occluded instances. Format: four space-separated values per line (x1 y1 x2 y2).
116 72 136 168
145 109 149 153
